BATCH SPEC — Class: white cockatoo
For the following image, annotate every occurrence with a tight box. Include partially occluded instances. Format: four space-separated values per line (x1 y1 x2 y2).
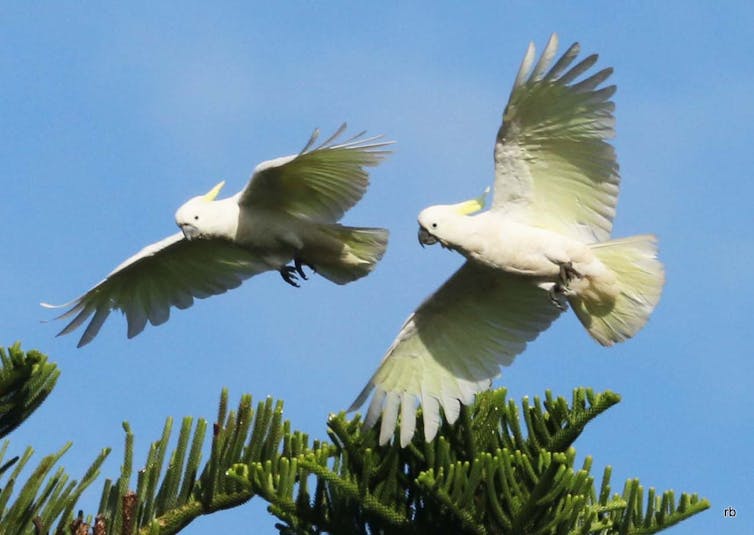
350 34 665 447
45 125 391 347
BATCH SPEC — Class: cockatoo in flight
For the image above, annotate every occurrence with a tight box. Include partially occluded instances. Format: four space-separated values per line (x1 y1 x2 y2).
45 125 391 347
350 34 665 447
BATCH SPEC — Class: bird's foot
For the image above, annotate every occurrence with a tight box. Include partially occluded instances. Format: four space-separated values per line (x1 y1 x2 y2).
549 283 569 311
557 261 581 288
547 261 581 311
280 258 316 287
294 257 316 279
280 266 301 288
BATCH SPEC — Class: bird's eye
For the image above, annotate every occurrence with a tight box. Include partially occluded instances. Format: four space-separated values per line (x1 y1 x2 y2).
194 215 199 221
431 223 438 229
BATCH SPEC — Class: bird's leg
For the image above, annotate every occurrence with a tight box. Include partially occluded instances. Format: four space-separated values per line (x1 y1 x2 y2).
279 266 301 288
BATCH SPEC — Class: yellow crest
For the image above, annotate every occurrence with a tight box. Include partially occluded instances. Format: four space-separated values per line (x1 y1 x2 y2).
453 187 490 215
202 180 226 201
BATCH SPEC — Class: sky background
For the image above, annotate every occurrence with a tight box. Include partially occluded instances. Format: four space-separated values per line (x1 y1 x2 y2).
2 2 752 533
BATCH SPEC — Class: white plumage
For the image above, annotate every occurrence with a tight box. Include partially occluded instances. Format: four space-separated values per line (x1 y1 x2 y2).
350 34 664 446
44 125 391 347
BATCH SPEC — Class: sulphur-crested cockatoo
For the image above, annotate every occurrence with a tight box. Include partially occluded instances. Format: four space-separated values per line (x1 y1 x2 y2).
45 125 391 347
350 34 664 447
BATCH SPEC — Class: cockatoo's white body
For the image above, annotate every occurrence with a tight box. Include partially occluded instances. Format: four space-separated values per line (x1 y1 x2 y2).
351 34 665 447
421 211 598 277
418 209 621 306
175 189 380 278
45 125 391 347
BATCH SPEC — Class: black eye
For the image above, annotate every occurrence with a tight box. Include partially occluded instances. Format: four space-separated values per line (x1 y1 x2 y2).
431 223 437 228
194 215 199 221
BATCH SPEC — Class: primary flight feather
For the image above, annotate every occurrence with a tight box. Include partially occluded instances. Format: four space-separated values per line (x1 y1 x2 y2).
45 125 391 347
351 34 664 447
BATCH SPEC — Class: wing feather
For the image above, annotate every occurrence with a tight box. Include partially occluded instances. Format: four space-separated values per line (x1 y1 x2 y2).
493 34 620 243
530 33 559 82
421 394 441 442
544 42 580 81
79 306 111 347
239 125 392 222
57 304 92 336
512 42 536 90
350 261 562 446
379 392 401 446
400 392 417 447
559 54 599 85
44 233 266 347
364 388 386 429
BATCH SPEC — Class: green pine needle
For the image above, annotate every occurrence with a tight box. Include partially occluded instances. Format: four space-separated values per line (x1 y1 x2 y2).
0 344 709 534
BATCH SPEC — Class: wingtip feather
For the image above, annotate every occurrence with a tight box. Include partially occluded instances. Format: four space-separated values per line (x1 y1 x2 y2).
379 392 400 445
422 395 441 443
399 392 417 447
347 380 375 413
530 33 559 82
299 127 320 154
512 41 537 90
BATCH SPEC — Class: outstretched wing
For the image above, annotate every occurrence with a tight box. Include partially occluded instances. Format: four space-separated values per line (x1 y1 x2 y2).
43 233 267 347
349 261 562 447
239 124 392 222
493 33 619 243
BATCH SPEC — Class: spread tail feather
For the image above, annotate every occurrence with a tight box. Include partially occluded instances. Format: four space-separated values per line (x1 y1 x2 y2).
570 234 664 346
309 224 389 284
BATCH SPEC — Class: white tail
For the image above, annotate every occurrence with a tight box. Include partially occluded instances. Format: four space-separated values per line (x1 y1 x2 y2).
570 235 664 346
308 224 389 285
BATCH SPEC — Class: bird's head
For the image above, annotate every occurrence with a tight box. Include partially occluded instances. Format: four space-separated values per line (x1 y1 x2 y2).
417 188 489 248
175 180 226 240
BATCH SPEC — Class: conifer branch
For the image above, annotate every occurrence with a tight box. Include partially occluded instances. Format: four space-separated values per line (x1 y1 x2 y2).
226 387 709 533
0 345 110 534
0 343 59 439
0 344 710 534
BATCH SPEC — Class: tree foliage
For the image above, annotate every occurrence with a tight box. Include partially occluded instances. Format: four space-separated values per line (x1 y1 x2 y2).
0 343 59 438
228 388 709 534
0 344 107 533
0 344 709 534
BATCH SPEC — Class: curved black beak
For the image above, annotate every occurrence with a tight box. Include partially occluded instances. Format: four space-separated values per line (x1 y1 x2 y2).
418 226 438 247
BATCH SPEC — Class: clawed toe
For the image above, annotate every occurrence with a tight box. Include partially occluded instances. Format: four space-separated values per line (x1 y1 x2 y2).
280 258 317 287
280 266 301 288
549 283 569 311
294 257 315 279
558 261 581 286
547 261 581 311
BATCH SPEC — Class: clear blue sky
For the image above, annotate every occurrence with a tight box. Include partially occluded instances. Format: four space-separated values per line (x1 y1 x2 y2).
3 2 752 533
